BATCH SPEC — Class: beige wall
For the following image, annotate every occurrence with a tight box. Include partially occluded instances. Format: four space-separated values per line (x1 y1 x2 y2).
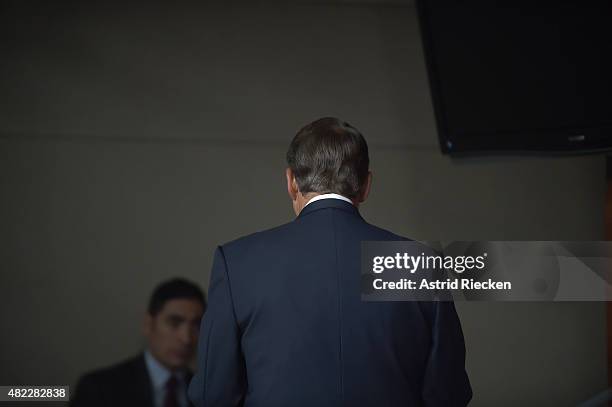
0 3 606 406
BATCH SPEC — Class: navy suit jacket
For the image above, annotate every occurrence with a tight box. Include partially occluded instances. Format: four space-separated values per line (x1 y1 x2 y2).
189 198 472 407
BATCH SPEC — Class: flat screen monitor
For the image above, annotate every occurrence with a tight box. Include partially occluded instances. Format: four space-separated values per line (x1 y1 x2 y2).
416 0 612 154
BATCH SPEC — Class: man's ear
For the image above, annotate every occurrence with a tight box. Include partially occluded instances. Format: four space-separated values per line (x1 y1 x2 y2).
286 168 298 201
358 171 373 203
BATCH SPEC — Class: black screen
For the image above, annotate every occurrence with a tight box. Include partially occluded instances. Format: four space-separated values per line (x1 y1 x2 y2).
417 1 612 154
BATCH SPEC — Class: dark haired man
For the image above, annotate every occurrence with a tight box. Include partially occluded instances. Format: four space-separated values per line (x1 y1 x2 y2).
72 278 206 407
189 117 472 406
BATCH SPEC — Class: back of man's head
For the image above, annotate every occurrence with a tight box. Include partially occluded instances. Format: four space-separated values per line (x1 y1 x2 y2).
286 117 369 200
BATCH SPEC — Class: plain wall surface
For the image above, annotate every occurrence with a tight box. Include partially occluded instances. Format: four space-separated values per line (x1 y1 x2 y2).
0 3 607 406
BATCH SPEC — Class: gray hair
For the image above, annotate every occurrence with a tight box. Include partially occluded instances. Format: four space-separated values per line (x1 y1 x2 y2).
286 117 369 199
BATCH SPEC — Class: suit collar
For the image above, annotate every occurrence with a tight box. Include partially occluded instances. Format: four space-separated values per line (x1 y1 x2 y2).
132 353 155 407
296 197 362 220
304 193 353 207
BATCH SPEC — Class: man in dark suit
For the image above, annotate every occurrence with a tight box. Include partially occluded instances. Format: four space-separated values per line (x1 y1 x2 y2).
188 117 472 406
71 278 206 407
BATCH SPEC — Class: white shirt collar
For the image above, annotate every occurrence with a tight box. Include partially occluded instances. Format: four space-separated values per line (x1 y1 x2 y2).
144 350 186 390
144 350 189 407
304 193 353 208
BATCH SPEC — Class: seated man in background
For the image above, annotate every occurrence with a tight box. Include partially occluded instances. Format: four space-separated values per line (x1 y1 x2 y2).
71 278 206 407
